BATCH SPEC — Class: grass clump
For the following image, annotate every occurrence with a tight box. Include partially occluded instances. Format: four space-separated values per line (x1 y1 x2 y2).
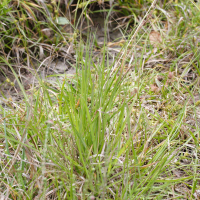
1 0 200 199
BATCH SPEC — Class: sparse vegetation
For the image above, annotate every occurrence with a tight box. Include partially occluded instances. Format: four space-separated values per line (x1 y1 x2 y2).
1 0 200 199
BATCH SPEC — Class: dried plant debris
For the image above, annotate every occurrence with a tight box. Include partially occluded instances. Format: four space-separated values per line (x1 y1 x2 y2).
149 30 162 47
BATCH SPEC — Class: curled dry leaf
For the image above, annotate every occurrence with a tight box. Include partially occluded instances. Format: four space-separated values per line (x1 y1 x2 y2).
168 72 174 79
149 31 162 47
39 45 44 60
150 84 160 93
89 196 95 200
